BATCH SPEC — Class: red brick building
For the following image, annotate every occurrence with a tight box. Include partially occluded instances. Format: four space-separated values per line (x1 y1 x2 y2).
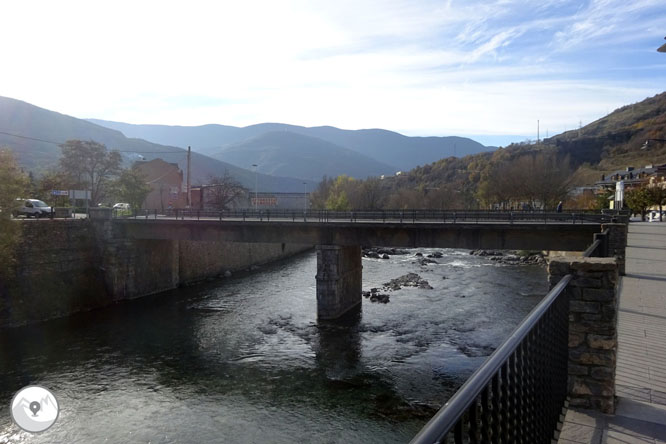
134 159 186 210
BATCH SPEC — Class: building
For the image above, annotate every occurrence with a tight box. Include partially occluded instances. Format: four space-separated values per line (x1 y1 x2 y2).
134 159 185 210
595 164 666 209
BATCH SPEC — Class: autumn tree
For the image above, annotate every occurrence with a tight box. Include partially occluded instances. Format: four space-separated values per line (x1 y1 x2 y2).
204 172 247 210
624 186 652 220
59 140 122 205
0 149 28 279
646 184 666 221
309 176 334 210
111 168 152 210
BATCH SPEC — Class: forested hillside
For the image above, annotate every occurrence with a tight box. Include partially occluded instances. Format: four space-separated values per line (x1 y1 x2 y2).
310 92 666 210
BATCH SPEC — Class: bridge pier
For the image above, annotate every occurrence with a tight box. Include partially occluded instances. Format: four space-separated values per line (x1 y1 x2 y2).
315 245 362 320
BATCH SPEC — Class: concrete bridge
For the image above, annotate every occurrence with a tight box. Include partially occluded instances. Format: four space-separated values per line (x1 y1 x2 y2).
102 209 615 320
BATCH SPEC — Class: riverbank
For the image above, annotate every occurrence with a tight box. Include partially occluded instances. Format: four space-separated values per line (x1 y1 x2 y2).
0 219 311 328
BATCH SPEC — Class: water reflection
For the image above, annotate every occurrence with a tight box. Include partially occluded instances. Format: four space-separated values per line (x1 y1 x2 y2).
315 304 362 380
0 249 546 443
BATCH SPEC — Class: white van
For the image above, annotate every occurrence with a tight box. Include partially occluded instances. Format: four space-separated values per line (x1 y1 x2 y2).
13 199 52 218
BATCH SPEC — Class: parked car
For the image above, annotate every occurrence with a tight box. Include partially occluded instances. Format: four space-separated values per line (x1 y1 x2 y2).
12 199 52 218
112 203 130 210
648 210 664 222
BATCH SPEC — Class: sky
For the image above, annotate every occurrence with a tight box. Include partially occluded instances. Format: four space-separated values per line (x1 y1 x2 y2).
1 0 665 146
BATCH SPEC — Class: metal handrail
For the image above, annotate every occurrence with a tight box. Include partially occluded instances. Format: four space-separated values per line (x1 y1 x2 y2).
114 208 614 225
410 274 573 444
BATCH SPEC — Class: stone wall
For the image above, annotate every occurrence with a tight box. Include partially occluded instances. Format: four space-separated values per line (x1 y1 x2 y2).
0 220 109 327
548 256 619 413
179 241 310 284
0 220 312 327
602 223 628 276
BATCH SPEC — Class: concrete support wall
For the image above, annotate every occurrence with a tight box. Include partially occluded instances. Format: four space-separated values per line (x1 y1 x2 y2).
602 223 628 276
548 256 619 413
0 220 311 327
316 245 362 320
0 220 109 327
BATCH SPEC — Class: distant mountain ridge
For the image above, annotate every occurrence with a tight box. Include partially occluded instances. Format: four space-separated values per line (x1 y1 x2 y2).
212 131 396 180
0 96 313 192
88 119 493 172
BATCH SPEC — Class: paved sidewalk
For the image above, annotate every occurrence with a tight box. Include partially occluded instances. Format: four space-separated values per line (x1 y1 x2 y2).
559 222 666 444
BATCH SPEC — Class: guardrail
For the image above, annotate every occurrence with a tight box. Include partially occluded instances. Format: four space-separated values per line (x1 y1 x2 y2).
409 227 610 443
410 274 572 444
112 208 620 225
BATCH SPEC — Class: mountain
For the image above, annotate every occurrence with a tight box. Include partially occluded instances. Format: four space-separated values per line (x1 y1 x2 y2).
0 96 314 192
375 91 666 197
546 91 666 176
88 119 493 171
212 131 396 180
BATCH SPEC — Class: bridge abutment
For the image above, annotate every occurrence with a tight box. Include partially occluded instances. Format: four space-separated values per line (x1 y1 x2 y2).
315 245 362 320
549 256 619 414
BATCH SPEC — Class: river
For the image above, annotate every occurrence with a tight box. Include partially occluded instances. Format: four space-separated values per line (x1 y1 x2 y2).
0 248 547 443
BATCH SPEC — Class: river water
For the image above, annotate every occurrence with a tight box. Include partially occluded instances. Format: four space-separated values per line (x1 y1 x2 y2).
0 248 546 443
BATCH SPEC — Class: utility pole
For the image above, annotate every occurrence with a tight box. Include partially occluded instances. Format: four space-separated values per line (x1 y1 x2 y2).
537 120 540 144
303 182 307 214
187 146 191 208
252 164 258 211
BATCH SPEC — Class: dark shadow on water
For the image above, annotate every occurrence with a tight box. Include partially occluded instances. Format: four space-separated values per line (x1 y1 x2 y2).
315 303 363 380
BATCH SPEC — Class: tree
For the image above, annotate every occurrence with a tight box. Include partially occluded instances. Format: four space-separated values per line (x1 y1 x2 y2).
111 168 152 210
0 149 28 278
624 186 652 220
355 177 386 210
646 184 666 221
0 149 28 218
35 168 75 205
204 172 247 210
59 140 122 205
325 175 355 210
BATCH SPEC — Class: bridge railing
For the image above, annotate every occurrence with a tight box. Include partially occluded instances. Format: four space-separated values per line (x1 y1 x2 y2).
410 274 572 444
410 232 609 443
112 208 615 225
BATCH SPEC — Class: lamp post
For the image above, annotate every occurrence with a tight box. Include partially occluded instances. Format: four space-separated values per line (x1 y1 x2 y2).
303 182 307 215
252 164 258 212
641 139 666 150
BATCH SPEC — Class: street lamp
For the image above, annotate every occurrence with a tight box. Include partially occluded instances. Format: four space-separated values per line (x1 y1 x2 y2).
303 182 307 215
252 164 258 212
641 139 666 150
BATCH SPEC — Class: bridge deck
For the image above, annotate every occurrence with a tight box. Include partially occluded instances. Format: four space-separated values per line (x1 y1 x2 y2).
558 222 666 443
113 217 603 251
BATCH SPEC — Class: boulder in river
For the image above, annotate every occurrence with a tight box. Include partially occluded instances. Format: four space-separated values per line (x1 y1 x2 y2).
382 273 433 291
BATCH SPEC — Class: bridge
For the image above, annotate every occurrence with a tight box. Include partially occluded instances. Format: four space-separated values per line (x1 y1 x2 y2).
90 208 628 442
104 209 616 321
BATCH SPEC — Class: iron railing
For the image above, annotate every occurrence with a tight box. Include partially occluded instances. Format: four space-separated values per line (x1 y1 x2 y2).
410 274 572 444
112 208 614 225
410 229 610 443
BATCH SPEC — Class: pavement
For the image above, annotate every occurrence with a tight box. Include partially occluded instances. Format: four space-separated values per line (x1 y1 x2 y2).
559 222 666 444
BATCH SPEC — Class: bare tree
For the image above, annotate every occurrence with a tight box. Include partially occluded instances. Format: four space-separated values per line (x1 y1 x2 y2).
59 140 122 205
204 172 247 210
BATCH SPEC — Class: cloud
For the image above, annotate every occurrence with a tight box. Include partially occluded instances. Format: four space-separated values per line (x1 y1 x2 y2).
0 0 664 144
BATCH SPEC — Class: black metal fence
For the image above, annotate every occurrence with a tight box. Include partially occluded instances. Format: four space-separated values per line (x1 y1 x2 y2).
410 274 572 444
409 228 611 443
112 208 620 225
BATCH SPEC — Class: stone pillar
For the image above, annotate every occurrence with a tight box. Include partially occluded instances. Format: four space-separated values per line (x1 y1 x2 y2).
316 245 362 320
548 256 619 413
602 223 628 276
